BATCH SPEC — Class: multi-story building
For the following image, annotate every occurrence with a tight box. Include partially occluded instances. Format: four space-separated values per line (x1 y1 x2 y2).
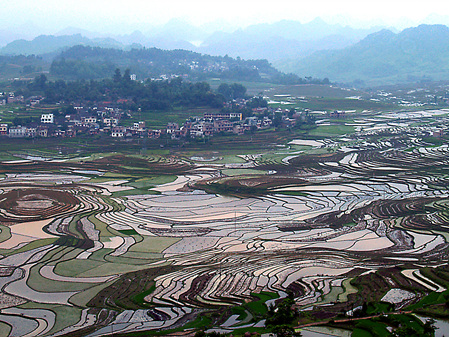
26 128 37 138
166 123 179 134
38 126 48 138
214 120 234 133
204 112 243 121
111 126 125 138
9 126 27 138
41 113 54 124
103 117 118 127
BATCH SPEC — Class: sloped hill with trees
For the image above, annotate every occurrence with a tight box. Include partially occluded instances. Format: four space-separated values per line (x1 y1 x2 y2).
288 24 449 86
50 45 329 84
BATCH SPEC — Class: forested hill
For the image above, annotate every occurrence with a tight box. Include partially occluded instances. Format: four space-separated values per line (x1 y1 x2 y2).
287 24 449 86
49 45 329 84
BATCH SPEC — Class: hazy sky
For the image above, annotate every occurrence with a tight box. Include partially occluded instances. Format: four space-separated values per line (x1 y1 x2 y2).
2 0 449 35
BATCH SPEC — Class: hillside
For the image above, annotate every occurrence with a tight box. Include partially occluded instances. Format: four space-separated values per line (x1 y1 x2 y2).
283 24 449 86
0 44 327 85
48 45 328 84
0 34 125 56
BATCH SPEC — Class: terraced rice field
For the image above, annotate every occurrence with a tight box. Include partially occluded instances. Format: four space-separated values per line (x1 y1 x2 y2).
0 110 449 335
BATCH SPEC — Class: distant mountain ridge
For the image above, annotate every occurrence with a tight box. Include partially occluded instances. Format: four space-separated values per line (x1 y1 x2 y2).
0 34 125 56
2 21 448 87
0 18 382 62
283 24 449 86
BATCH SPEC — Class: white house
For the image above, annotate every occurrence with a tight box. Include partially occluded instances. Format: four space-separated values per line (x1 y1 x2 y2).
41 113 54 124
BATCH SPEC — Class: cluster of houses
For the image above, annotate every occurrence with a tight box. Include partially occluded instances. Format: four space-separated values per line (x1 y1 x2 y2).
0 91 312 139
162 111 275 139
0 106 298 139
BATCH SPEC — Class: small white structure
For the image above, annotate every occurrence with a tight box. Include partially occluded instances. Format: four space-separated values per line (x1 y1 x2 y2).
41 113 54 124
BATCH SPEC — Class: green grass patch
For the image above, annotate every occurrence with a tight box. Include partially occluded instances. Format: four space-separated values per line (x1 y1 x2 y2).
198 154 247 164
105 253 161 265
117 229 139 236
128 236 180 254
354 320 390 337
182 313 213 329
275 191 309 197
407 290 449 310
0 238 58 257
308 124 355 137
0 224 12 244
246 291 279 315
317 286 344 306
367 302 393 315
69 279 116 307
390 314 426 333
338 278 359 302
132 283 156 306
222 169 265 176
53 257 105 278
100 196 125 212
68 214 86 239
0 153 19 161
45 248 83 267
77 261 144 277
27 264 95 292
352 327 374 337
103 171 138 178
231 306 249 321
128 175 177 188
19 302 82 336
87 214 113 238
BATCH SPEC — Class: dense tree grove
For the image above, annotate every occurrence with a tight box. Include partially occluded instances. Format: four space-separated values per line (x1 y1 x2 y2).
217 83 247 100
50 58 115 80
28 71 224 111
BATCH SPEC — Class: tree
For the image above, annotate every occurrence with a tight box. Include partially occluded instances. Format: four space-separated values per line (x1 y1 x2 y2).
266 298 297 326
113 68 122 83
272 324 301 337
65 105 76 115
230 83 246 99
217 83 232 101
272 112 283 128
123 68 132 83
31 74 47 91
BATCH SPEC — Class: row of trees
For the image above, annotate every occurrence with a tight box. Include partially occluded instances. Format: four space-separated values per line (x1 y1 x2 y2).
25 72 263 112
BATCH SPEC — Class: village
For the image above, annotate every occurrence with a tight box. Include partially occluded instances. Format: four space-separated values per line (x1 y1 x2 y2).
0 91 318 140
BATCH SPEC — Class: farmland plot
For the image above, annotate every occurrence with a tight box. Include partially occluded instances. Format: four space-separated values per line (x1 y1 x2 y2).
0 113 449 335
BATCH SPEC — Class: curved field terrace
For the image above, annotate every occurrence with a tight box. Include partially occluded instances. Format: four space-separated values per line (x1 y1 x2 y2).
0 112 449 336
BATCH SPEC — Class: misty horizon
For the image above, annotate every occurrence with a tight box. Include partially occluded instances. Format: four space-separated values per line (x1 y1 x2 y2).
2 0 449 41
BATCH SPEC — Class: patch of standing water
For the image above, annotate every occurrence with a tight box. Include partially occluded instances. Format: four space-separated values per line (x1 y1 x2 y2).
415 315 449 337
300 326 351 337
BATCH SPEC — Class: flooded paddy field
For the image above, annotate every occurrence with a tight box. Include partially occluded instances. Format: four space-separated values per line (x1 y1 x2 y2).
0 110 449 336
